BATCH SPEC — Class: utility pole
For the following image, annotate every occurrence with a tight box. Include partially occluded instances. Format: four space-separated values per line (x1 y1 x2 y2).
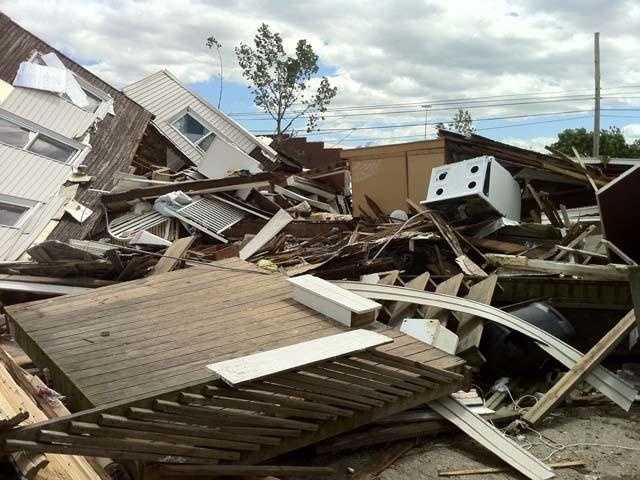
593 32 601 159
422 104 431 140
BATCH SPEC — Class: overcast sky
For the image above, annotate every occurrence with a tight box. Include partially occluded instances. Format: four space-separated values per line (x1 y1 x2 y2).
3 0 640 151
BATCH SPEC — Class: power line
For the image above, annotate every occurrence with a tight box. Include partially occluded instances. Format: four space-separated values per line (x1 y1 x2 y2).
314 112 640 145
239 94 640 125
250 108 595 135
227 84 640 116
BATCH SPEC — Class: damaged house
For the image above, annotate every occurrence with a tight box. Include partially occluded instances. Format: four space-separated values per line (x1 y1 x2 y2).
123 69 278 179
0 13 152 260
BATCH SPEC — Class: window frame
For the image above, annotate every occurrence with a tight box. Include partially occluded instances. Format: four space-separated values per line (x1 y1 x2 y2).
0 107 83 164
0 194 36 229
169 109 217 154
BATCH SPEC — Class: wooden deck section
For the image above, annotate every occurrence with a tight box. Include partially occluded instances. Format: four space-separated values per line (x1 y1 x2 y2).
6 258 464 411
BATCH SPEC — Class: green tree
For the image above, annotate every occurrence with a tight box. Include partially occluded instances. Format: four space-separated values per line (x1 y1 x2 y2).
234 23 337 138
546 126 640 158
435 108 476 136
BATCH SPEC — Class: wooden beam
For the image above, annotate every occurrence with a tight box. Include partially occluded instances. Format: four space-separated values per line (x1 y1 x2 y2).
239 209 293 260
454 275 498 359
485 254 628 281
152 236 196 275
523 309 636 425
207 330 392 386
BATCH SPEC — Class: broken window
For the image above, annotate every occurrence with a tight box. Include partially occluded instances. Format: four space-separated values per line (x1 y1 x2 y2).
0 117 30 148
0 201 28 227
172 112 216 151
27 134 77 162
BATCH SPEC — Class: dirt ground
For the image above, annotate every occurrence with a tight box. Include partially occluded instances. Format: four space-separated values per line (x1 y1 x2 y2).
319 404 640 480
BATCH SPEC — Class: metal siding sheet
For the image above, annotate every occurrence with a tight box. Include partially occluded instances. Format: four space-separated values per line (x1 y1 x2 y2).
2 87 95 138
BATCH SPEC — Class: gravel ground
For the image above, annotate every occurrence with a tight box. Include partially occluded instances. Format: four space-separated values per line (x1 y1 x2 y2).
318 404 640 480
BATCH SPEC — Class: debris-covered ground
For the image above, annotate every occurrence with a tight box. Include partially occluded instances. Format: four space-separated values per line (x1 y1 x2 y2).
0 12 638 480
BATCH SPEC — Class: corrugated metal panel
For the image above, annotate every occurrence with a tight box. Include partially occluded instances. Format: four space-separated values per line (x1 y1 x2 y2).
107 210 169 240
176 196 245 234
2 87 96 138
0 144 71 200
124 71 260 166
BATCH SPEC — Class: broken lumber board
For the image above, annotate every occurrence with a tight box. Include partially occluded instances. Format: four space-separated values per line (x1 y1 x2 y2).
423 274 464 320
485 254 628 280
438 460 585 477
207 330 393 386
387 272 430 324
152 236 196 275
454 275 498 359
455 255 488 277
0 346 110 479
0 363 102 480
288 275 381 327
239 209 293 260
523 309 636 425
429 397 555 480
335 282 637 411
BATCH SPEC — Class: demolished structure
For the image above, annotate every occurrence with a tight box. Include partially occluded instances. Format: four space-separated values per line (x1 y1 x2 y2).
0 12 638 480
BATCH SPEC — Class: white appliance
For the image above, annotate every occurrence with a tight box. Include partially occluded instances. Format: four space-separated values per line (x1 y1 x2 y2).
422 156 521 221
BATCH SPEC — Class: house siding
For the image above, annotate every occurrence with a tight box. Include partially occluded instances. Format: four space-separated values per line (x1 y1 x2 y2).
2 87 96 139
0 13 153 242
0 144 71 260
124 70 261 166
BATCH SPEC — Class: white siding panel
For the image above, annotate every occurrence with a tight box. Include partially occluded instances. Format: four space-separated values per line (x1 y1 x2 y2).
0 145 72 260
0 194 67 260
124 71 265 166
0 145 71 201
2 88 95 138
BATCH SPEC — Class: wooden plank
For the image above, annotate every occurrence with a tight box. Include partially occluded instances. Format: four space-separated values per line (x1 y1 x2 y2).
152 235 196 275
429 398 555 480
239 209 293 260
454 275 497 358
289 275 381 327
388 272 430 324
485 254 628 280
0 363 102 480
523 309 636 425
207 330 392 386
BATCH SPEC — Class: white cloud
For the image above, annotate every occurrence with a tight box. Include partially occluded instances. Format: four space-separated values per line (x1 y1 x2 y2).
501 136 556 153
622 124 640 142
3 0 640 143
